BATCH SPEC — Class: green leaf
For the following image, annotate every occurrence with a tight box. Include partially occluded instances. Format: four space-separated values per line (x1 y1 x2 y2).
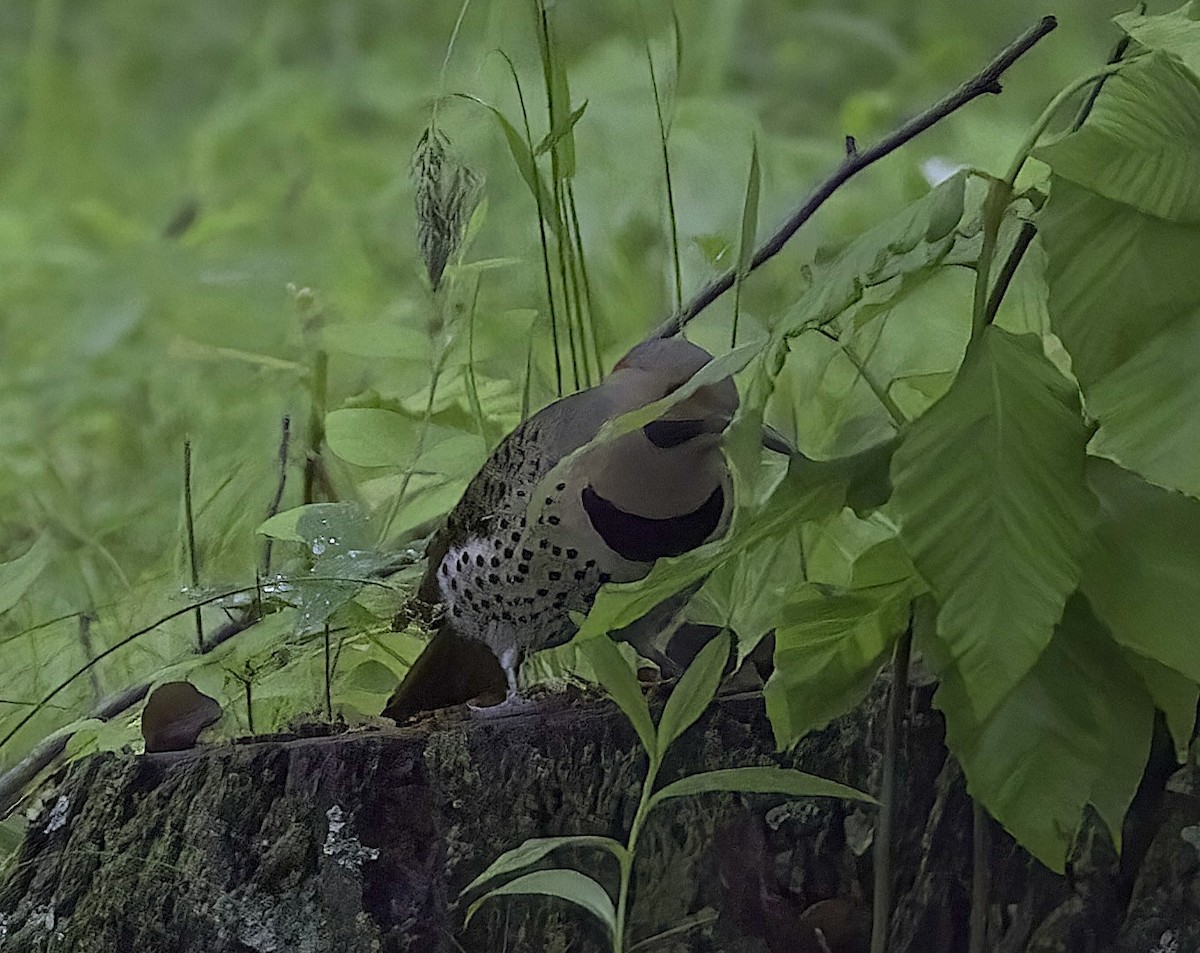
934 594 1154 872
765 581 913 749
647 766 875 814
0 536 52 616
465 869 615 934
257 502 372 554
1036 53 1200 224
656 630 730 755
460 835 627 897
1041 177 1200 388
579 635 657 757
325 408 481 472
1086 310 1200 499
1082 458 1200 685
1123 649 1199 763
320 322 431 361
1114 3 1200 75
891 327 1094 719
341 660 401 694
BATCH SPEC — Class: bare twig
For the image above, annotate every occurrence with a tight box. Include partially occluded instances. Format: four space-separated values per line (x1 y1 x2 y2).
260 415 292 577
183 440 204 652
647 16 1058 341
324 624 333 721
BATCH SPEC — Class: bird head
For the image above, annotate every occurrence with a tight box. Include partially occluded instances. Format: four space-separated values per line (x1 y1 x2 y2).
610 337 739 444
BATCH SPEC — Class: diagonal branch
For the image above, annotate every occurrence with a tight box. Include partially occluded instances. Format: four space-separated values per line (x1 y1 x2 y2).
647 15 1058 342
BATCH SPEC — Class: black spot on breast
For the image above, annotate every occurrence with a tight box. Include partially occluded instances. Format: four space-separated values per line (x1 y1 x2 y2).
548 515 560 525
491 556 500 568
521 549 533 561
548 571 561 581
566 548 577 559
582 484 725 563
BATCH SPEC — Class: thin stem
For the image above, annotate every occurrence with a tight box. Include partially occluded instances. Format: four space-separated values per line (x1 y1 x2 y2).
495 49 564 397
567 182 604 383
970 800 992 953
260 415 292 577
183 439 204 653
615 752 661 953
243 676 255 735
870 620 913 953
984 220 1037 325
324 624 333 720
303 348 328 504
974 59 1129 337
645 38 683 322
648 16 1059 341
1071 10 1139 132
433 0 473 124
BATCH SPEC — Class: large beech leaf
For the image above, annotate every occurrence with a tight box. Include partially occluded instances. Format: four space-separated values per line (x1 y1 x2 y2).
934 594 1154 872
1087 311 1200 499
891 327 1093 719
765 580 914 749
1082 458 1200 685
1115 3 1200 75
1035 53 1200 224
1041 178 1200 388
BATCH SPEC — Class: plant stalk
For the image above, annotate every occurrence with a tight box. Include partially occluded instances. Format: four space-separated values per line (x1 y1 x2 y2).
870 621 913 953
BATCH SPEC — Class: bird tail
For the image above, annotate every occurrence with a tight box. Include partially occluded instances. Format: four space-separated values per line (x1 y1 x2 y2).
382 628 507 721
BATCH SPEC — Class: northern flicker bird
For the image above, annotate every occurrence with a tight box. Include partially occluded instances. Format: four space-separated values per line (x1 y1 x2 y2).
383 336 747 719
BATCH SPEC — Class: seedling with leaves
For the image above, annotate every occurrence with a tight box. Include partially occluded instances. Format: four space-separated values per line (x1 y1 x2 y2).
461 630 874 952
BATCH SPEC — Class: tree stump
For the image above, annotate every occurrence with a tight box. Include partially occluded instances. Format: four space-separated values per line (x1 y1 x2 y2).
0 676 1196 952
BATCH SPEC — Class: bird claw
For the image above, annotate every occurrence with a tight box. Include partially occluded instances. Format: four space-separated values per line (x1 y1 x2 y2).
466 691 540 719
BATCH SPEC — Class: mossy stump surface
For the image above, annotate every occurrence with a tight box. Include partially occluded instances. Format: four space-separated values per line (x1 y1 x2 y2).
0 679 1196 952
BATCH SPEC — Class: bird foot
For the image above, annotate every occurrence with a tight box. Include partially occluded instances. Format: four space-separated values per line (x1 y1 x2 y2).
466 691 541 719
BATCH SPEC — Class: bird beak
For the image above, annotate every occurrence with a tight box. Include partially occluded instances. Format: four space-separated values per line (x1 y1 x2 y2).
761 423 796 456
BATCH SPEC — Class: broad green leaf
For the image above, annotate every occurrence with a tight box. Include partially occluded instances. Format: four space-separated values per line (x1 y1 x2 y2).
0 536 52 616
935 594 1153 871
776 267 974 458
320 322 431 361
1036 53 1200 224
1082 458 1200 685
465 869 615 934
765 581 913 749
257 502 372 554
580 635 656 756
656 630 731 755
461 835 627 897
1115 3 1200 74
891 327 1094 719
647 766 875 814
341 660 401 694
1086 310 1200 499
325 408 481 471
1041 178 1200 387
1123 649 1199 762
